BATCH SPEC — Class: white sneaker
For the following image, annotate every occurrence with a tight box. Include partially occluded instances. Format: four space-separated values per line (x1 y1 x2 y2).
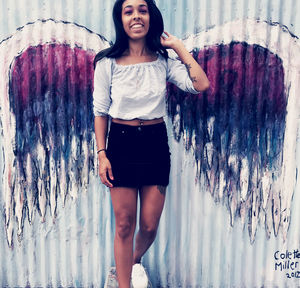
131 263 149 288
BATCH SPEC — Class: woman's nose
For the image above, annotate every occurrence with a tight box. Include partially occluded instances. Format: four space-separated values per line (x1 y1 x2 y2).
133 11 140 20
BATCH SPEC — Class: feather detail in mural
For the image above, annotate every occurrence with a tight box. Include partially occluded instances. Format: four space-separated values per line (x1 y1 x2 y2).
24 152 36 224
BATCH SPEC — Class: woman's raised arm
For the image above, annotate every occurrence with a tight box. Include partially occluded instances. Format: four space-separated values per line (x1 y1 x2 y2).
160 31 210 92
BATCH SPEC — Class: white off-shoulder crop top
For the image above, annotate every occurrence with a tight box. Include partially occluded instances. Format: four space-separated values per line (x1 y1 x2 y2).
93 53 199 120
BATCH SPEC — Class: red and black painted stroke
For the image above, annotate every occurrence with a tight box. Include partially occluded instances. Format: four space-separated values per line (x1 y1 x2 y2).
2 19 294 246
10 44 95 183
168 43 286 193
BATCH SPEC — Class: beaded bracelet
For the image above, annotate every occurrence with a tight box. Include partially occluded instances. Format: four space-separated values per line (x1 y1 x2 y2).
97 148 106 154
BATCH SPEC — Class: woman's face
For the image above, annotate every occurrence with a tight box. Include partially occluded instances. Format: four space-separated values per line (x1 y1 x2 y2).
121 0 150 41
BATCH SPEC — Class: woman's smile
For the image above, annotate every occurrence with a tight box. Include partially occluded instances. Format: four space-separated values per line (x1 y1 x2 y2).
131 23 144 29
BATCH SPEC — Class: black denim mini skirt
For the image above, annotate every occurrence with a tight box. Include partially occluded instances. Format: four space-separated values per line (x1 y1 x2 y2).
106 121 171 188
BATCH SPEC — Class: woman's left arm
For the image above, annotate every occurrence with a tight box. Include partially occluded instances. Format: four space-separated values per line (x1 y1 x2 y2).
161 31 210 92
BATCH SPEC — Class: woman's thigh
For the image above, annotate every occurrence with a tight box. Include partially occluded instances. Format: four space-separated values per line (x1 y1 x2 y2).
110 187 139 227
139 185 166 230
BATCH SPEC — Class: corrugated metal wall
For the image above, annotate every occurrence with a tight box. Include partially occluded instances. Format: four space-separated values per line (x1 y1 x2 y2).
0 0 299 287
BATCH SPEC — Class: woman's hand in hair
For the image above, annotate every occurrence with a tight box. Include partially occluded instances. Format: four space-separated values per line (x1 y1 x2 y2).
160 31 183 50
161 31 210 92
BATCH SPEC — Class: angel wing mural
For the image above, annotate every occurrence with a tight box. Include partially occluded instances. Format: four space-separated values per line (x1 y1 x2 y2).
0 19 299 248
0 19 109 246
169 20 300 243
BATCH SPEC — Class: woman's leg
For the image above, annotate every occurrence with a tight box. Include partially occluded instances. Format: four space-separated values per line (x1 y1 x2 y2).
110 187 138 288
133 185 166 264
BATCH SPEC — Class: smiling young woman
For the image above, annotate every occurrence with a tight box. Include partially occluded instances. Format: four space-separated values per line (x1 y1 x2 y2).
121 1 150 41
93 0 209 287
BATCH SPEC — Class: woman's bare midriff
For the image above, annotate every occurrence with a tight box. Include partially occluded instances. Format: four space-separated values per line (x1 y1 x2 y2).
111 117 164 126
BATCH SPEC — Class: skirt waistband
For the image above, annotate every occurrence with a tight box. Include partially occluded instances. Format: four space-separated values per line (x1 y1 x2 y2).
110 121 166 133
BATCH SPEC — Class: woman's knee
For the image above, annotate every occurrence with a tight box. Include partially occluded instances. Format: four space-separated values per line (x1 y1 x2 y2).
115 213 136 240
140 224 158 240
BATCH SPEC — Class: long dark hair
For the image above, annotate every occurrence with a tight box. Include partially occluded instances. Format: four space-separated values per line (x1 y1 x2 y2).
94 0 168 68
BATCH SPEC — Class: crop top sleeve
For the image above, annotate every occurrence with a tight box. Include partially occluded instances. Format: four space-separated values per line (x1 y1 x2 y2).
93 57 112 116
166 57 199 94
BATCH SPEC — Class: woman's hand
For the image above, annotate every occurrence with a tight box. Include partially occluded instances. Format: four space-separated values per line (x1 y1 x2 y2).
94 116 114 187
98 153 114 188
160 31 184 50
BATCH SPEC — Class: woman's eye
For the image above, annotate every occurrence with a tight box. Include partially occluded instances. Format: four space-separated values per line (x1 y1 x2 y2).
124 10 132 15
140 10 148 14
